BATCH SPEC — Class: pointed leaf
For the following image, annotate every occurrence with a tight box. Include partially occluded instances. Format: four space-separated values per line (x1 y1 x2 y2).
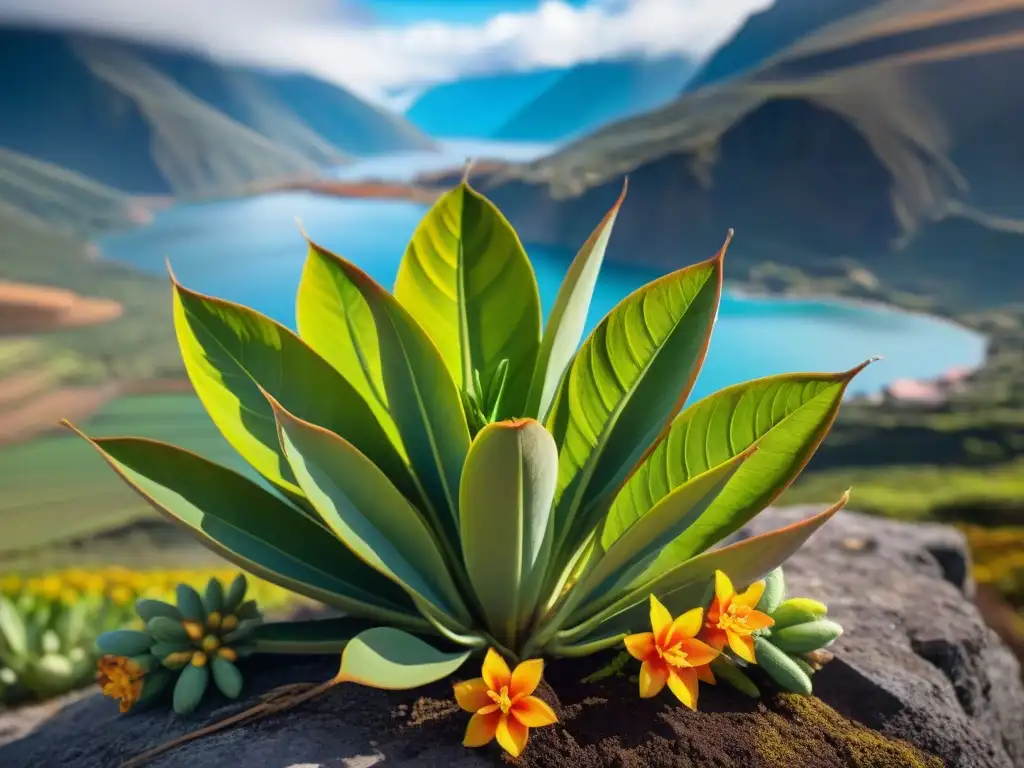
336 627 471 689
525 180 627 420
394 183 542 416
557 493 849 645
252 617 391 654
575 445 757 607
296 240 404 453
546 239 728 558
301 244 470 541
612 362 872 576
271 399 469 625
66 427 424 628
0 596 27 658
459 418 558 646
170 275 416 505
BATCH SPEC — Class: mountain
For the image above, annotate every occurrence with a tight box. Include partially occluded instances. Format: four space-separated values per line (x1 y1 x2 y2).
685 0 884 91
406 55 694 142
460 0 1024 310
0 27 435 196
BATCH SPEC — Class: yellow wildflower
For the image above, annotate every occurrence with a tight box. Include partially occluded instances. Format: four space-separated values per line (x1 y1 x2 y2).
700 570 775 664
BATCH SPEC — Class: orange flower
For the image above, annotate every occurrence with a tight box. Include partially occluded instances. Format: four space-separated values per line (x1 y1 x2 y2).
454 649 558 758
623 595 720 709
96 655 144 713
701 570 775 664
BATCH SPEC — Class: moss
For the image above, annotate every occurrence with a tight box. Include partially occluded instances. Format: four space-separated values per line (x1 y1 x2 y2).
769 694 944 768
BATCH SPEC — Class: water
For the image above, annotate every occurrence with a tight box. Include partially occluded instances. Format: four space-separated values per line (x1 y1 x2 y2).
99 191 986 402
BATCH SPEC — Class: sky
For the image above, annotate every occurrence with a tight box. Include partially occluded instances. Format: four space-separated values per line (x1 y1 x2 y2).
0 0 775 101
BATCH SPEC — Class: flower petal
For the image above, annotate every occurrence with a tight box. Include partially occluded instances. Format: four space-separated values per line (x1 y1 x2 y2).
510 658 544 699
667 607 703 643
705 596 722 625
667 666 699 710
512 695 558 727
463 710 501 748
624 632 656 661
495 713 529 758
678 637 720 668
744 610 775 631
701 626 728 651
695 664 716 685
649 594 673 643
482 648 512 692
714 570 735 609
453 678 492 713
639 660 668 699
728 632 757 664
733 580 766 608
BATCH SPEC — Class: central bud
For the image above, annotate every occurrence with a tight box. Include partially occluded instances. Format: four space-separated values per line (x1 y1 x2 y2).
488 685 514 714
717 604 752 634
657 643 689 668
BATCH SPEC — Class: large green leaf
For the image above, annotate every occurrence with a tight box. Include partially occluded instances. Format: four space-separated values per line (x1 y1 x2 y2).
296 239 403 454
546 238 729 558
305 247 470 541
253 617 409 654
524 181 627 421
556 492 849 645
393 182 542 416
335 627 471 689
610 361 873 578
271 400 470 625
65 425 425 630
575 444 757 607
170 273 416 505
459 418 558 647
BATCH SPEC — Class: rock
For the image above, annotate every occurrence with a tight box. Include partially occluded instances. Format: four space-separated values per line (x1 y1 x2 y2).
1 507 1021 768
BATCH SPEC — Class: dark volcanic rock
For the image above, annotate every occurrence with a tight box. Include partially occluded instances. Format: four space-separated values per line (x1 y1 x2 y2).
1 508 1021 767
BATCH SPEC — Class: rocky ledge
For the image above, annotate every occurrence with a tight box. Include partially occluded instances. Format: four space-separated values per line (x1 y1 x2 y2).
1 507 1021 768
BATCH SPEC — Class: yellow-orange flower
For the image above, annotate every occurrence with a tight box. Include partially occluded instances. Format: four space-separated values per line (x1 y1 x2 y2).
454 649 558 758
701 570 775 664
623 595 721 709
96 655 144 713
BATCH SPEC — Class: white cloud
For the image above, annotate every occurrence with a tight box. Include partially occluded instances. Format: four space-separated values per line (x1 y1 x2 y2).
0 0 774 100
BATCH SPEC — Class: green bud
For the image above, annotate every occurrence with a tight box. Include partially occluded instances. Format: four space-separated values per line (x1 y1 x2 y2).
96 629 153 658
150 639 193 658
203 578 224 615
222 618 262 644
754 637 813 695
222 574 248 615
756 568 786 615
710 659 760 698
135 599 183 624
175 584 206 623
770 598 828 629
770 620 843 654
172 663 209 715
211 656 244 699
147 616 190 643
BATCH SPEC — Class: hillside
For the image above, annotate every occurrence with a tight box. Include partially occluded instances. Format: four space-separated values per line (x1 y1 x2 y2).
463 0 1024 310
406 55 693 142
0 27 434 196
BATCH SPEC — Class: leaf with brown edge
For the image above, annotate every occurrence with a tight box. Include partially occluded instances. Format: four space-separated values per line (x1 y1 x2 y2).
610 360 875 581
556 492 850 645
168 267 418 508
523 179 628 421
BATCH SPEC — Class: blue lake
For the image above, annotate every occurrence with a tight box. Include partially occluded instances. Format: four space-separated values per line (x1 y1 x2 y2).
99 191 986 402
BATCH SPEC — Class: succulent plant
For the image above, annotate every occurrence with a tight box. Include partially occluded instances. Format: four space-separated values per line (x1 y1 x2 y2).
0 589 126 707
96 575 262 714
68 181 866 693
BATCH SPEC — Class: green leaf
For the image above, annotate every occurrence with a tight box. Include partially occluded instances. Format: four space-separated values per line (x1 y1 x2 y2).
578 444 757 607
169 273 416 505
335 627 471 689
147 617 189 643
459 418 558 646
173 663 209 715
556 493 849 645
297 240 404 454
757 568 786 615
711 659 761 698
771 598 828 629
66 428 424 628
211 656 244 699
271 399 469 625
96 630 152 657
252 617 387 654
770 620 843 653
524 181 627 420
755 637 812 695
614 361 873 578
0 595 28 658
546 240 728 561
394 182 542 417
302 244 470 543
